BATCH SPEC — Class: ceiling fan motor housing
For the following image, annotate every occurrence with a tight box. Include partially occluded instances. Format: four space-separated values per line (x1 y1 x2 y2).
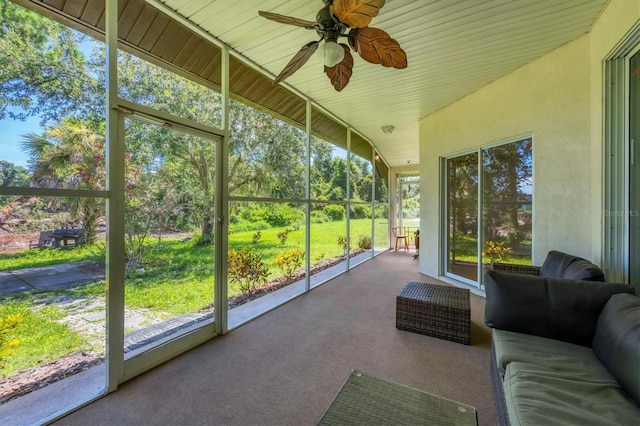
316 5 347 40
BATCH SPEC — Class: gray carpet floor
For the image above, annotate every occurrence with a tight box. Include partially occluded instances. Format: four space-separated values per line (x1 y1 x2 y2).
56 251 496 425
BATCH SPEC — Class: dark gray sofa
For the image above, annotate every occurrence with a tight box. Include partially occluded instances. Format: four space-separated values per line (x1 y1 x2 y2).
484 268 639 425
492 250 606 281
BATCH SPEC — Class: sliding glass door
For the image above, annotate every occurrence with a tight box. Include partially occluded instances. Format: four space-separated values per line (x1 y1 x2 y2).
445 138 533 287
446 153 479 283
481 140 533 282
630 48 639 292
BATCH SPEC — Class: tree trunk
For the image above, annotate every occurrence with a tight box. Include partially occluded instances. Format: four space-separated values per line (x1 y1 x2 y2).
200 216 214 245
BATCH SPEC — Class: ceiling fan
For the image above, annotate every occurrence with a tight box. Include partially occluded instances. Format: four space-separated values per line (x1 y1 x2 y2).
258 0 407 92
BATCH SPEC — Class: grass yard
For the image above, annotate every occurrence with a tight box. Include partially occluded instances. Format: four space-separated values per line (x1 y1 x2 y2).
0 242 105 272
0 218 387 377
0 302 89 377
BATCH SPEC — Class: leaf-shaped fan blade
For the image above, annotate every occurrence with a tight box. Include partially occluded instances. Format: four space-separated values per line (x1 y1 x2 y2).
351 27 407 69
325 44 353 91
258 11 319 29
330 0 385 28
274 41 319 85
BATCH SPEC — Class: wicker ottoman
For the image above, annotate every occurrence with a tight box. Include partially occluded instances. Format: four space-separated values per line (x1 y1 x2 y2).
396 281 471 345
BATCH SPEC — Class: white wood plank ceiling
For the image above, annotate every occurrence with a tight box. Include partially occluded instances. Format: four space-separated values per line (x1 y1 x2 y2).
154 0 607 168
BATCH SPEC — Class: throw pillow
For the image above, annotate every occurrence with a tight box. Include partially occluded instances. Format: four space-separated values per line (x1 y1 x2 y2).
562 258 606 281
484 270 635 346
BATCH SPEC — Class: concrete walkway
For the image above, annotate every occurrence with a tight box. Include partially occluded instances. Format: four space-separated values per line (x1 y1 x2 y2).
0 260 105 298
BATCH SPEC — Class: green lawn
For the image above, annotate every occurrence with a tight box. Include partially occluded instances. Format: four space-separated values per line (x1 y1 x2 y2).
0 242 105 272
0 218 385 377
0 302 89 377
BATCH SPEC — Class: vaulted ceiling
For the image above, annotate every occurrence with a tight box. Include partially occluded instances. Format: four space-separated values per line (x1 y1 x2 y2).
24 0 608 168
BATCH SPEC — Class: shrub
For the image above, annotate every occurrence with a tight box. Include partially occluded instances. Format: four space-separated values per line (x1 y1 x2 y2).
194 233 213 247
351 204 372 219
227 248 269 296
277 228 292 245
240 204 304 227
310 210 329 223
482 240 511 264
337 235 350 254
374 205 388 219
252 231 262 243
275 248 305 279
230 220 270 232
357 234 372 250
266 204 304 227
324 204 345 221
314 252 326 262
507 230 527 247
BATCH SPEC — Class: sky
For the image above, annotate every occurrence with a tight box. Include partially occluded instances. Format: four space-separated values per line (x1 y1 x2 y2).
0 114 42 168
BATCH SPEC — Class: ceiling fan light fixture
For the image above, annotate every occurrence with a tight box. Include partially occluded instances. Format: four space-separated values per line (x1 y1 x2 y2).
323 40 345 67
259 0 407 91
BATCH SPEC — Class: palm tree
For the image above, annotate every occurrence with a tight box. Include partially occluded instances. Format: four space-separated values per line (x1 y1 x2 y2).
21 118 105 243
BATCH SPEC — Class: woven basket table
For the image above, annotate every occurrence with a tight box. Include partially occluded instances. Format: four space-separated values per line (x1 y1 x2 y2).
396 281 471 345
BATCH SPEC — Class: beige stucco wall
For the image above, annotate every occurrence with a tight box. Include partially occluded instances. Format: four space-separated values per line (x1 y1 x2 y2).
418 0 640 280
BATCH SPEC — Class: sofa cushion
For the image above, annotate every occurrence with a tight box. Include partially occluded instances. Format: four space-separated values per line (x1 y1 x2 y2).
539 250 605 281
484 270 635 346
539 250 581 277
503 361 639 426
492 329 615 383
592 293 640 405
561 258 606 281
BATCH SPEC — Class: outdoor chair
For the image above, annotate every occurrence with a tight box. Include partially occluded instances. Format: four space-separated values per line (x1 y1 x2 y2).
392 227 408 251
29 231 53 249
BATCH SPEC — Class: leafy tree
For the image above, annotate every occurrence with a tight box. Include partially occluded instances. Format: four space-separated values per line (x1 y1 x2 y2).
0 0 100 125
229 99 306 199
329 157 348 200
0 160 28 187
21 118 104 243
351 156 373 201
0 161 28 205
448 153 479 262
113 53 308 244
122 116 216 244
482 140 532 241
259 121 306 199
2 2 386 251
310 138 334 199
92 51 223 244
124 162 181 273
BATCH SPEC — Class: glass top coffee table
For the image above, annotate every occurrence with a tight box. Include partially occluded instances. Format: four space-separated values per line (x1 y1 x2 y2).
318 370 477 426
